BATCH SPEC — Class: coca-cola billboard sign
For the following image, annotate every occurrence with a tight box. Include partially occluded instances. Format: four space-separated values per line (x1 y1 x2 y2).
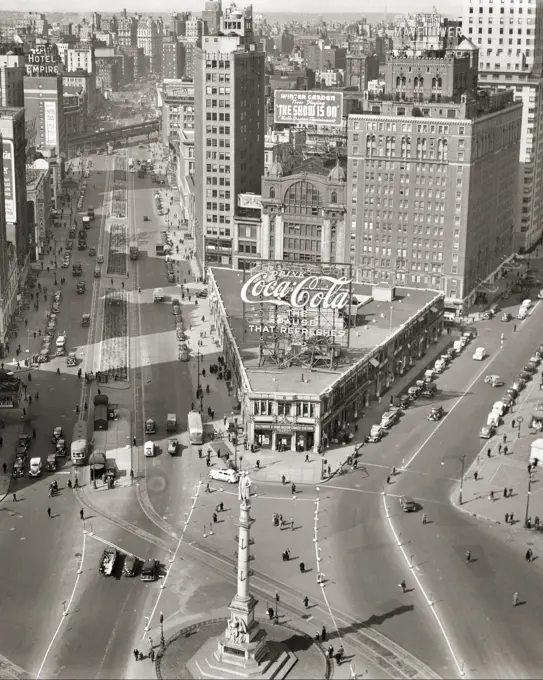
240 270 352 310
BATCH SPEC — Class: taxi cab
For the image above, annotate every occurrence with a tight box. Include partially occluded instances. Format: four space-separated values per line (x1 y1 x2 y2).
144 441 155 457
427 405 444 421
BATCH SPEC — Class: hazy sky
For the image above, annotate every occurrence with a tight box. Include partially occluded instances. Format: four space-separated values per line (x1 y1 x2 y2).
1 1 463 17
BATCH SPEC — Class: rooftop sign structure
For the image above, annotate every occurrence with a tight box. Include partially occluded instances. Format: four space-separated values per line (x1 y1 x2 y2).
274 90 343 127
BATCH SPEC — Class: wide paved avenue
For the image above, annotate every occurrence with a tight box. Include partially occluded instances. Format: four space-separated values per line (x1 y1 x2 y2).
326 297 543 678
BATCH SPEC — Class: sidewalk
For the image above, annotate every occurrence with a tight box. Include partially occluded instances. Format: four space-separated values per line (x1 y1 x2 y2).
453 365 543 538
0 156 104 501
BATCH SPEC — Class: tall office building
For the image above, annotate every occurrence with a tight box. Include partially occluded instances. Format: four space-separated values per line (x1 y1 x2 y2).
203 1 222 34
137 17 163 74
462 0 543 251
0 107 30 270
162 36 185 79
347 43 522 310
0 49 25 108
23 75 66 156
118 17 137 47
66 43 94 74
194 3 265 269
0 131 10 317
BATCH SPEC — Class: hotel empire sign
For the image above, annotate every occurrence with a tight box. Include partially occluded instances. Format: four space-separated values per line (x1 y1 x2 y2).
25 48 61 77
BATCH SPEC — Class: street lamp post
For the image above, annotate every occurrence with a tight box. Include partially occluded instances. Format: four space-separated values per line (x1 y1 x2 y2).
524 469 533 528
517 416 523 439
441 454 466 505
196 350 203 412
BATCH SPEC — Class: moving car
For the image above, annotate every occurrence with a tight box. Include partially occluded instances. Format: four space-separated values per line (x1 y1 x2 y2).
123 555 138 577
485 375 504 387
209 468 239 484
427 405 444 421
480 424 496 439
399 496 417 512
12 460 24 477
97 254 104 263
145 418 156 434
501 312 512 322
196 289 208 299
473 347 487 361
167 438 178 455
144 441 155 458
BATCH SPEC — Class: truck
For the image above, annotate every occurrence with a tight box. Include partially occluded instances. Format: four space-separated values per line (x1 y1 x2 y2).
129 241 138 260
82 216 91 229
87 207 95 221
166 413 177 432
71 421 88 466
56 334 66 356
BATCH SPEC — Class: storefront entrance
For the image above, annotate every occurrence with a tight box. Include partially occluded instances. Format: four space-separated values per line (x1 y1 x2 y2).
295 432 314 452
254 430 272 448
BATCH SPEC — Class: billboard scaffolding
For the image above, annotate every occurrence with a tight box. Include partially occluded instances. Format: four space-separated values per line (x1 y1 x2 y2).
241 261 353 370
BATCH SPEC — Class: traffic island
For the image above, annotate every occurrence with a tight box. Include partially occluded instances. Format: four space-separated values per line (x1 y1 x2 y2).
156 619 329 680
100 290 128 381
107 224 128 276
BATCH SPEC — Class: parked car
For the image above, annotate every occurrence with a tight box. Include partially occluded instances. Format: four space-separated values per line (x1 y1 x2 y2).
366 425 384 443
144 441 155 457
512 378 526 392
421 383 437 398
140 559 159 582
123 555 138 577
167 438 178 455
480 424 496 439
381 411 399 429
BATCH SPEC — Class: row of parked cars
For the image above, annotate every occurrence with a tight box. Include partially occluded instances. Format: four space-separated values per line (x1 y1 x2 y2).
481 345 543 438
365 331 477 444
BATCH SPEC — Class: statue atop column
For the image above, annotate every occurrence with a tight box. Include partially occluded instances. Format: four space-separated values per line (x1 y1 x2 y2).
238 470 252 508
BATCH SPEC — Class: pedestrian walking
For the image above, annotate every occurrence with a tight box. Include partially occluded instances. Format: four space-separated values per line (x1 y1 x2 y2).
474 470 478 481
12 493 17 502
489 490 494 501
498 443 502 454
305 454 309 463
303 596 309 608
512 418 516 429
47 507 51 518
465 549 471 563
327 644 334 659
487 448 491 458
399 580 407 593
386 475 391 484
205 482 210 493
321 626 327 642
422 513 427 524
504 487 508 498
149 649 155 662
28 395 32 405
526 548 533 562
510 512 515 523
513 592 519 606
504 445 509 455
505 512 510 524
80 508 84 520
2 462 6 473
133 649 139 661
503 433 507 444
509 487 513 497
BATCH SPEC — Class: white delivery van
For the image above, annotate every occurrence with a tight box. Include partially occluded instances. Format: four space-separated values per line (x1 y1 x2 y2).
153 287 165 302
473 347 486 361
530 438 543 465
522 299 532 310
493 401 506 417
487 413 500 427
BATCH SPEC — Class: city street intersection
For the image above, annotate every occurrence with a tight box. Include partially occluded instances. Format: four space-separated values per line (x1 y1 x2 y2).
2 141 543 679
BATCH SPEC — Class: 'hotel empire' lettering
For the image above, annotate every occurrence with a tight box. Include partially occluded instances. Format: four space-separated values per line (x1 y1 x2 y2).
25 52 60 77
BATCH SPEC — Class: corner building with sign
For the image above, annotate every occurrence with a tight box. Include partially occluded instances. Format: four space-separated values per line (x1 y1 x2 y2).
208 264 444 453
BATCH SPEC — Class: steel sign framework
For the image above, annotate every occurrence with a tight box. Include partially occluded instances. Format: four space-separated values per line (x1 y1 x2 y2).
242 260 353 370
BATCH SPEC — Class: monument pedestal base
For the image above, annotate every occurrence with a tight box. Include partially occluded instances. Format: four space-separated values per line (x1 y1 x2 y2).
187 634 297 680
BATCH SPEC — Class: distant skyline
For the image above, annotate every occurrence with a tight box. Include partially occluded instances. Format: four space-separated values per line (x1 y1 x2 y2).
0 2 463 18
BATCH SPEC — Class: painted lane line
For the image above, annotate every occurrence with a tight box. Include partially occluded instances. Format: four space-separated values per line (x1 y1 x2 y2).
382 493 466 679
141 480 203 642
403 349 505 470
36 529 87 679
